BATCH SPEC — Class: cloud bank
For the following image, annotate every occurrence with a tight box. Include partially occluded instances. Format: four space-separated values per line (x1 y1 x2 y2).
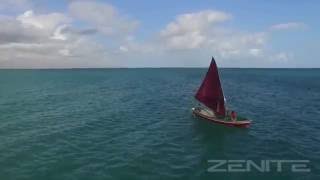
0 1 307 68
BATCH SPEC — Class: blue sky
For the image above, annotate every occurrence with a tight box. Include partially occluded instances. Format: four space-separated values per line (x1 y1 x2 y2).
0 0 318 68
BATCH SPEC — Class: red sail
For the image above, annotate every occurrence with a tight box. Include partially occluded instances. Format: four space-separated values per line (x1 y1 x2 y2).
195 57 226 116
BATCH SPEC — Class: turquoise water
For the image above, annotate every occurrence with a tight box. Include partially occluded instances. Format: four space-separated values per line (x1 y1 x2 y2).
0 68 319 180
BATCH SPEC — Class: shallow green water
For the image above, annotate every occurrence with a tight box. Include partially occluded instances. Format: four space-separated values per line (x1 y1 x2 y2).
0 68 319 180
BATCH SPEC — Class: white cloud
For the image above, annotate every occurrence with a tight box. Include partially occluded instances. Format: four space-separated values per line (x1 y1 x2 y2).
249 48 263 57
119 45 129 52
17 10 71 32
159 10 231 50
0 0 145 68
145 10 268 61
0 10 112 68
51 24 68 40
161 10 231 37
271 52 293 62
270 22 306 31
0 9 71 44
69 1 138 37
0 10 71 45
0 15 42 44
162 31 206 50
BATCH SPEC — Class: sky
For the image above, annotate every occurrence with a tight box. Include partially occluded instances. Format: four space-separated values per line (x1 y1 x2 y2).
0 0 319 68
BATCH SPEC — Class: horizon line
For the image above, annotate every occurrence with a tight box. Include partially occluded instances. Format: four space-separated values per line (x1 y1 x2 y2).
0 67 320 70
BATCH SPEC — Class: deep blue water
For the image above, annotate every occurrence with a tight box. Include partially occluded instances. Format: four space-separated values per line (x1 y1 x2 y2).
0 68 319 180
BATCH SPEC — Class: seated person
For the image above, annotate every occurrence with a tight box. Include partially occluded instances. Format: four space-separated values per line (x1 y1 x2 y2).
231 111 237 122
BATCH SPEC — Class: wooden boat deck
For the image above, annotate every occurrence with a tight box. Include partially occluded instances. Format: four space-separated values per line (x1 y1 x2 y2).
192 107 251 128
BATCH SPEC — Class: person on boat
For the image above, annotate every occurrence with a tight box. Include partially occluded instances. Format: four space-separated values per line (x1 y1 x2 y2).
231 111 237 122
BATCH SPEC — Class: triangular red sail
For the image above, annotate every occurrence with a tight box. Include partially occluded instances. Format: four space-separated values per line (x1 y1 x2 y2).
195 57 226 116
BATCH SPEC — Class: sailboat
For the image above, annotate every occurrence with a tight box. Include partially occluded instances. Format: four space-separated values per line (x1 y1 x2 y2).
192 57 251 128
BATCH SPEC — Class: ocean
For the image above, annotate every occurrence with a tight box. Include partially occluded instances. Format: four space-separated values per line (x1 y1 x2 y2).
0 68 319 180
